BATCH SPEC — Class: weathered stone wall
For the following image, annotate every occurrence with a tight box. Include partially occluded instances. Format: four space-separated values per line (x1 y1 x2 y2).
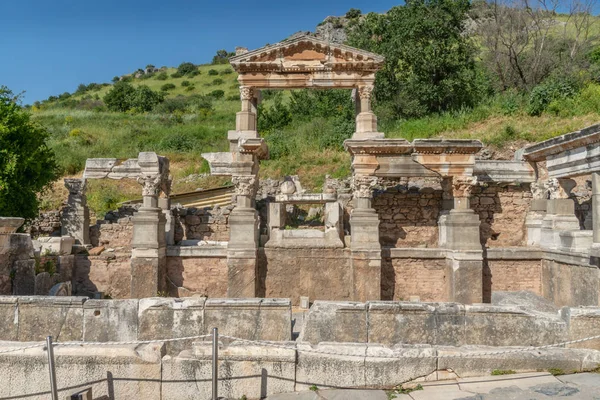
258 248 353 304
74 253 131 298
27 210 62 238
173 205 232 243
471 183 531 247
373 187 442 247
90 218 134 250
166 256 228 297
381 256 448 301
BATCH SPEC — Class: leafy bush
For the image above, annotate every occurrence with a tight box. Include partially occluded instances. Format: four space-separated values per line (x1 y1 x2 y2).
185 86 196 92
527 77 580 116
345 8 361 19
188 70 200 77
212 49 235 65
208 69 219 76
161 83 176 91
156 72 168 80
159 132 198 152
226 94 239 101
152 95 213 114
0 87 59 218
258 95 292 132
171 72 183 79
111 76 120 83
129 85 164 112
220 68 233 75
103 81 136 112
212 78 224 85
181 80 191 87
209 89 224 99
177 62 197 76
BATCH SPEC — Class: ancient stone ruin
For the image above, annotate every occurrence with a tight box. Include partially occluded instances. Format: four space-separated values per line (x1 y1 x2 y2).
4 34 600 399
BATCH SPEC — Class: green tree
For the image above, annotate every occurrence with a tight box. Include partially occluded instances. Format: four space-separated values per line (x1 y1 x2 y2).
0 87 58 219
347 0 484 117
212 49 235 65
177 62 198 76
129 85 164 112
103 81 136 112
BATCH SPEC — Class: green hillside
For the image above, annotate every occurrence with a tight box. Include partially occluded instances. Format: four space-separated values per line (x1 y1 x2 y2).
28 2 600 215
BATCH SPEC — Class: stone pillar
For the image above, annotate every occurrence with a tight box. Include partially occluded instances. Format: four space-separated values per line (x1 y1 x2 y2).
441 176 483 304
235 86 257 135
227 175 259 298
540 178 579 250
131 173 167 298
0 217 25 295
525 180 548 246
61 178 90 245
592 173 600 256
159 175 174 246
354 85 383 140
349 175 381 302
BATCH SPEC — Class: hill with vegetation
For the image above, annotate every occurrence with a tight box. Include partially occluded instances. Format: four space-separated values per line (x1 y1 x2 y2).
27 0 600 217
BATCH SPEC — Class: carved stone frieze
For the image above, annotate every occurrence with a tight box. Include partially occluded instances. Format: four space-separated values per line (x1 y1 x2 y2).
240 86 255 101
358 85 373 100
64 178 86 195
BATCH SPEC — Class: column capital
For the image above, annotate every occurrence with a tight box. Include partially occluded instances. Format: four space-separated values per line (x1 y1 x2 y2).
451 175 477 198
239 86 255 101
351 175 379 199
547 178 576 199
64 178 86 195
232 175 258 198
357 85 374 100
137 173 163 197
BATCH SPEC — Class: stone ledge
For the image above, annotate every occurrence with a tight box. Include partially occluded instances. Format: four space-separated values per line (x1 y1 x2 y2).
166 245 227 257
485 247 544 260
384 247 446 259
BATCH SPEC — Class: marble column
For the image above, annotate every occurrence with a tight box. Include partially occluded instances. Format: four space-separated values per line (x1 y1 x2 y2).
525 180 548 246
235 86 257 135
441 176 483 304
349 175 381 301
354 85 383 139
130 173 167 298
227 174 259 298
61 178 89 245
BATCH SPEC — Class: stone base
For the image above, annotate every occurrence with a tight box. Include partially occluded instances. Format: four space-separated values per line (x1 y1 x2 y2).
352 250 381 301
447 251 483 304
227 251 257 297
559 230 593 253
130 256 167 298
525 211 545 246
442 209 482 251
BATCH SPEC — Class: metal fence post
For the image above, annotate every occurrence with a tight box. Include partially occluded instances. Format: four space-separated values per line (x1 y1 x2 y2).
212 327 219 400
46 336 59 400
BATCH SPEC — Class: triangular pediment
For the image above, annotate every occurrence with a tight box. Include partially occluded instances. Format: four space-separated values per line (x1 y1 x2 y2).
230 34 384 73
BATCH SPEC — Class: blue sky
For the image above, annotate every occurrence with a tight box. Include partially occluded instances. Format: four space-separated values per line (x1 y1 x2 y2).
1 0 399 103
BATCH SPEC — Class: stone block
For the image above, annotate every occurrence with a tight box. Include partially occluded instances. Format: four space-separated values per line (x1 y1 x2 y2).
562 306 600 350
0 296 18 340
12 259 35 295
130 256 166 298
464 304 566 347
83 299 139 342
559 230 593 253
258 298 292 341
34 271 55 295
364 345 437 388
38 236 75 255
437 347 589 378
296 343 368 390
17 296 86 341
0 343 162 399
367 302 437 345
205 298 262 339
138 297 205 355
299 301 367 344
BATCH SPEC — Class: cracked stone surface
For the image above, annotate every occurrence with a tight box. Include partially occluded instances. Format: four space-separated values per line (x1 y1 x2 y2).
264 372 600 400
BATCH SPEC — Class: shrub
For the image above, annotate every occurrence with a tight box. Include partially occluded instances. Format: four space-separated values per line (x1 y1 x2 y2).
185 86 196 92
159 132 198 152
258 96 291 132
103 81 136 112
209 89 224 99
345 8 361 19
120 75 133 83
181 80 191 87
129 85 164 112
212 78 224 85
111 76 120 83
188 70 200 77
220 68 233 75
156 72 168 80
161 83 176 91
208 69 219 76
177 62 197 76
527 77 580 116
226 94 239 101
170 72 183 79
212 49 235 65
69 128 82 137
75 84 87 94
